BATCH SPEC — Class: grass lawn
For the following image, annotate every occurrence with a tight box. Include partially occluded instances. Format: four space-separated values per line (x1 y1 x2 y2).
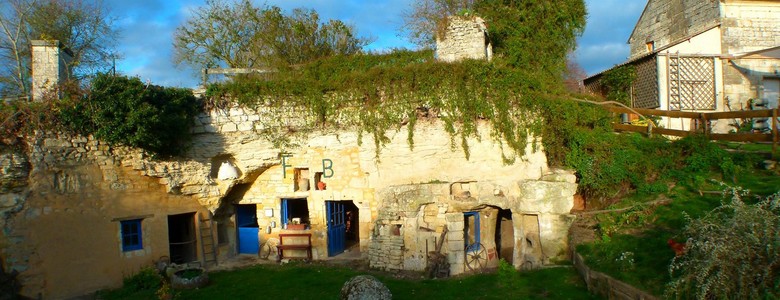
100 263 601 300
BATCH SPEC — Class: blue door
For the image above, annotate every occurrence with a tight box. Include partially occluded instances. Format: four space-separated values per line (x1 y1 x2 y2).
326 201 346 256
236 204 259 254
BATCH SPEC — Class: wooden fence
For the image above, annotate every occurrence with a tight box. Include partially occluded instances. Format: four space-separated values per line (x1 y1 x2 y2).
604 106 779 153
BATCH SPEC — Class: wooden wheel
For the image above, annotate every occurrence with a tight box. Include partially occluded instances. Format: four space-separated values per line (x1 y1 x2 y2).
465 243 487 271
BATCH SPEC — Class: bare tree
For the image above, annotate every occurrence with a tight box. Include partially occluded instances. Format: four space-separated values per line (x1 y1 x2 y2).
564 55 588 93
0 0 116 99
398 0 474 48
173 0 371 71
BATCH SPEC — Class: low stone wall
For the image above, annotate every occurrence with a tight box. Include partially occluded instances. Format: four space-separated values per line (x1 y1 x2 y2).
571 249 658 300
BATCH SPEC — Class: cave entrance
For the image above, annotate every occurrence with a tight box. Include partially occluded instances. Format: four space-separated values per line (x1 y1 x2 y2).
495 209 514 264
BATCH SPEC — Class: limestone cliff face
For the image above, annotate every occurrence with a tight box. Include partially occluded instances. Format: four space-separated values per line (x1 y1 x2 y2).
0 105 577 298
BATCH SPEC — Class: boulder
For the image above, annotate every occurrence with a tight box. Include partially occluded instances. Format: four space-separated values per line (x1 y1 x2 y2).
340 275 392 300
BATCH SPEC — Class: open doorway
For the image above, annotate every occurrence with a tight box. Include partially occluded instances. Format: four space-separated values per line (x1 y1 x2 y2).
344 201 359 249
168 212 197 264
495 209 514 264
236 204 259 254
326 200 360 256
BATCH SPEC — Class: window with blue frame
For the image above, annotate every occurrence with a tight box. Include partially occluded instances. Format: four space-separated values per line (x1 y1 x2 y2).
464 212 480 252
120 219 143 251
280 198 310 226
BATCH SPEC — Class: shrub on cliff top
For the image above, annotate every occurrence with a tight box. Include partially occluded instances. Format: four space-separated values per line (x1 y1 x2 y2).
61 73 200 157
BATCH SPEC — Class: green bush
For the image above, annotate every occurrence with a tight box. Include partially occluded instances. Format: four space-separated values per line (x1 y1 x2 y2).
123 267 162 292
62 73 200 157
666 188 780 299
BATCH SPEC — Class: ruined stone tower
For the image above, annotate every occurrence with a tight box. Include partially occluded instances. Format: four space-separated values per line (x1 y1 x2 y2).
31 40 72 101
435 16 493 62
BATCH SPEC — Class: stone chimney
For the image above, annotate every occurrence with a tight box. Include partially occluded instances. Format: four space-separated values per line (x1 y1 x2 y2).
31 40 72 101
435 16 492 63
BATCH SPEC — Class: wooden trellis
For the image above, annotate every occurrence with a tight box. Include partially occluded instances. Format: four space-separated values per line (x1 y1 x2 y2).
668 56 716 110
632 56 659 109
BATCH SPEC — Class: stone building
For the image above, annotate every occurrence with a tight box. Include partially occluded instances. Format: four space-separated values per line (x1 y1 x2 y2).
584 0 780 133
0 106 578 298
436 16 493 62
31 40 72 102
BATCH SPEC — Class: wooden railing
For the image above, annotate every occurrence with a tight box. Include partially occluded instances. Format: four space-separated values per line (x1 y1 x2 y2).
604 106 779 153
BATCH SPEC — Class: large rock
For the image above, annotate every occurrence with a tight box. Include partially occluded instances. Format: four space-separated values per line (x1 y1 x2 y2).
340 275 392 300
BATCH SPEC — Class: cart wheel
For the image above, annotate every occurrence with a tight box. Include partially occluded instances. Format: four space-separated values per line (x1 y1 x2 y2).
465 243 487 271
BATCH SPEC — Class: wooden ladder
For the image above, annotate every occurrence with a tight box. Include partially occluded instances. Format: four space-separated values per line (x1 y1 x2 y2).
198 211 218 268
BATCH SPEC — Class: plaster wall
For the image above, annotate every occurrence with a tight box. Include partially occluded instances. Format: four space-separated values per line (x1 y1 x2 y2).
654 27 728 132
1 135 209 299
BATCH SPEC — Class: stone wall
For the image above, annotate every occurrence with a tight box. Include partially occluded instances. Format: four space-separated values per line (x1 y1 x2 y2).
572 248 658 300
721 1 780 108
628 0 720 59
1 102 577 297
368 171 577 276
721 1 780 54
0 134 210 299
436 16 492 63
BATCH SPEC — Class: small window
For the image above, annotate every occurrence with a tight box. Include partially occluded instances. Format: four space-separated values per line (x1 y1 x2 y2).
281 198 310 227
121 219 143 251
646 41 655 52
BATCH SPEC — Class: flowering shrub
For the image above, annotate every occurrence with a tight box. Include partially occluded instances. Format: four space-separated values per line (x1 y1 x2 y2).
666 186 779 299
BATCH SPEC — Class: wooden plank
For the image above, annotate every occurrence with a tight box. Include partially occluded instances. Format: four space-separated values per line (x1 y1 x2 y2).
773 109 778 154
205 68 273 75
652 126 695 137
612 123 647 134
709 133 773 142
706 110 774 119
605 106 702 118
604 105 774 120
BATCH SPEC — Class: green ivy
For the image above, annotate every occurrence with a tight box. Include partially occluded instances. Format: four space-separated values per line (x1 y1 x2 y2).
600 65 636 106
61 73 201 157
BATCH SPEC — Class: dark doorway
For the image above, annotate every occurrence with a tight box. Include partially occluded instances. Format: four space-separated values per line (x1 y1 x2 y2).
236 204 259 254
495 209 514 264
168 212 197 264
344 201 359 249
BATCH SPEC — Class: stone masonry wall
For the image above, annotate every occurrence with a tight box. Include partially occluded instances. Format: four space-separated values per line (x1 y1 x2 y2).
629 0 720 59
436 16 492 63
1 101 572 297
0 134 209 299
721 1 780 107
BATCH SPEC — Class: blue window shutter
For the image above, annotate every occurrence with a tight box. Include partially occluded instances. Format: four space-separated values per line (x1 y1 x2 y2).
281 199 288 225
120 219 143 251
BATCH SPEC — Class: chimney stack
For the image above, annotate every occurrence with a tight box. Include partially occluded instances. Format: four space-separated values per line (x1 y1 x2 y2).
31 40 72 101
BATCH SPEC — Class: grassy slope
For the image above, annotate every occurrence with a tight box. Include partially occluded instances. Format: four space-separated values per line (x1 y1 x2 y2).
576 166 780 296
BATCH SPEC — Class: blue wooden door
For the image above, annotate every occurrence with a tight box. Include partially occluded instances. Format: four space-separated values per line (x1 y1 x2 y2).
236 204 259 254
326 201 346 256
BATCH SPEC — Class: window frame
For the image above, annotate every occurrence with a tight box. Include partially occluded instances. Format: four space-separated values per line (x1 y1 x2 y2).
120 219 143 252
281 198 309 226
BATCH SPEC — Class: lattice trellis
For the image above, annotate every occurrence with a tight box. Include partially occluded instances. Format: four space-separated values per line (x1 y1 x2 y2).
632 56 659 108
668 56 715 110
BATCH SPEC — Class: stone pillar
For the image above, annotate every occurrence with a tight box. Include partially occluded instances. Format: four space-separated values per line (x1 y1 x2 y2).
435 16 492 63
31 40 72 102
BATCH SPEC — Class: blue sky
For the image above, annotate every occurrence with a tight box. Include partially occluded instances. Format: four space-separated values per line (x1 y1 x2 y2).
106 0 647 88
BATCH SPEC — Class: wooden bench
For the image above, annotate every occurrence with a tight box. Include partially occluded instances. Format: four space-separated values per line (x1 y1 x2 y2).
277 233 312 262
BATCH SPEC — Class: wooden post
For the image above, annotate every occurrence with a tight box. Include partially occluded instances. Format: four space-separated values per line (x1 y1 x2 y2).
773 108 778 156
701 113 709 139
